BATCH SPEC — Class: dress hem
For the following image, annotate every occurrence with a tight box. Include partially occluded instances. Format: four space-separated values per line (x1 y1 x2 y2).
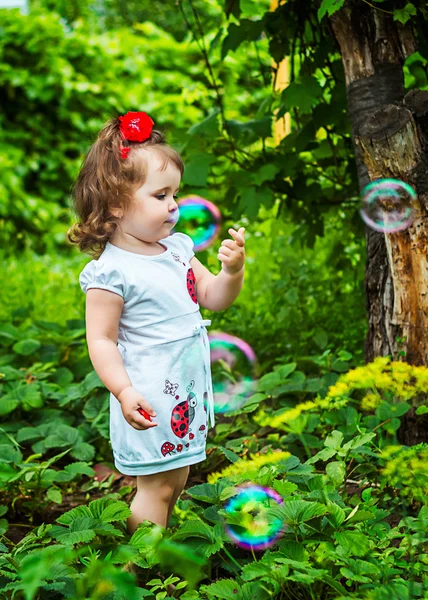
114 445 206 476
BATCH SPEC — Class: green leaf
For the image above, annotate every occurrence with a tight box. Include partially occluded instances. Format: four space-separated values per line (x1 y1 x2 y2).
79 370 104 395
49 520 97 546
83 394 108 421
187 109 220 137
342 432 376 451
393 3 417 24
202 578 243 599
335 531 371 556
181 153 213 187
13 339 41 355
326 502 346 527
273 480 299 498
0 444 22 463
54 462 94 482
44 425 80 449
326 461 346 486
313 329 328 350
275 363 297 380
19 384 43 411
273 500 327 524
216 446 241 463
306 447 336 465
187 481 230 504
221 19 264 59
70 442 95 461
227 117 272 145
281 76 323 113
251 164 280 185
46 488 62 504
88 498 131 522
318 0 346 21
324 430 344 450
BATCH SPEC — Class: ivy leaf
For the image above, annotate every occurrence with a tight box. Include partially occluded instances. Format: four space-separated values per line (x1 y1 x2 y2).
181 153 213 187
393 3 417 24
251 164 280 185
280 76 323 113
318 0 346 21
187 109 220 137
221 19 265 59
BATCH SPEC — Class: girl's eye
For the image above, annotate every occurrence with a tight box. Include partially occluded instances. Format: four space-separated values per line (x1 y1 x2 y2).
156 194 179 200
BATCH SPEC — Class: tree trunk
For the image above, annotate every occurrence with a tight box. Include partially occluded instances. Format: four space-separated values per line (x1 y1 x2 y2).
329 2 428 444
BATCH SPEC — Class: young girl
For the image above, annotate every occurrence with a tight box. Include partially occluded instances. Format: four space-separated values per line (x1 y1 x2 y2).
67 111 246 540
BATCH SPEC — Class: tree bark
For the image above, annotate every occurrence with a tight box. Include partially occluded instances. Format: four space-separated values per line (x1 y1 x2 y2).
330 2 428 443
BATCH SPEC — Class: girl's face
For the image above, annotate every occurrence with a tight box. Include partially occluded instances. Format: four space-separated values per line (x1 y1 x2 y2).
117 148 180 246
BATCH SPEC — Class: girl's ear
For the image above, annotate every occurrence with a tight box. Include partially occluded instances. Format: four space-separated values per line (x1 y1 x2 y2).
110 206 123 219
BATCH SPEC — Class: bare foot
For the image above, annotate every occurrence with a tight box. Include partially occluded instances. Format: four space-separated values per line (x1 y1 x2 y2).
122 561 138 576
167 582 177 596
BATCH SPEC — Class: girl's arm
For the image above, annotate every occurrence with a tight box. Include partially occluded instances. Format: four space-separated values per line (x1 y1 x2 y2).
85 288 131 401
190 226 246 311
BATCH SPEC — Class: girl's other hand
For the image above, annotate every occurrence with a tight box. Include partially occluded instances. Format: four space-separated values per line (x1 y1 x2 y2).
218 227 246 276
118 386 158 430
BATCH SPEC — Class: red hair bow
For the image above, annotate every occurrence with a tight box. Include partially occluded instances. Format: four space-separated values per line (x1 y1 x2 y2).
119 111 154 159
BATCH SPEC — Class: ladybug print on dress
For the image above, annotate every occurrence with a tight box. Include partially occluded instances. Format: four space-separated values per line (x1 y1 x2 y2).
161 442 175 456
164 380 179 396
171 252 186 266
170 380 197 439
186 268 198 304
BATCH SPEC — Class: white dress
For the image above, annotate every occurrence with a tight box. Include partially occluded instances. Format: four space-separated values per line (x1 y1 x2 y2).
79 233 215 476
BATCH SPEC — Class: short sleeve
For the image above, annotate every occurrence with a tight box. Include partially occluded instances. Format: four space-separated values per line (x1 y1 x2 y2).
173 232 195 262
79 259 126 299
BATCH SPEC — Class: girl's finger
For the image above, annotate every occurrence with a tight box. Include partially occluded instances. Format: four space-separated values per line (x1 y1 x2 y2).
228 228 245 246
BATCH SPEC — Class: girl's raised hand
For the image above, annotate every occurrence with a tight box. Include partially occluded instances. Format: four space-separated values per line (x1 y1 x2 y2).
218 227 246 276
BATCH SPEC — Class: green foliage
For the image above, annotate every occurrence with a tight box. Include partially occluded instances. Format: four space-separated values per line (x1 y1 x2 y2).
1 0 427 598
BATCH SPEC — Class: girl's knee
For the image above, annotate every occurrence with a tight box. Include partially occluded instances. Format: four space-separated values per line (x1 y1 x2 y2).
136 465 189 500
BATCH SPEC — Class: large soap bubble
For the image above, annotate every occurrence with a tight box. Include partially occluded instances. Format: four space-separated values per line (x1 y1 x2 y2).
171 196 221 251
360 179 416 233
208 332 258 414
222 484 285 551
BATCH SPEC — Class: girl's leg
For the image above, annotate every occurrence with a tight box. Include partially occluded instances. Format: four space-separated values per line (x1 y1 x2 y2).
166 465 190 527
127 465 189 534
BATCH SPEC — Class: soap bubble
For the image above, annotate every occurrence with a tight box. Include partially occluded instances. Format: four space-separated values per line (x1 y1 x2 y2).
171 196 221 251
223 483 285 550
208 332 258 414
360 179 416 233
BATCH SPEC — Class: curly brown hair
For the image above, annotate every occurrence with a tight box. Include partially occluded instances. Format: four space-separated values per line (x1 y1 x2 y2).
67 115 184 259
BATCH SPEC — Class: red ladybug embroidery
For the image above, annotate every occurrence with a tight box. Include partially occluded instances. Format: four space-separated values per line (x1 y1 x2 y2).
199 425 206 431
161 442 175 456
186 268 198 304
170 380 197 439
177 444 183 452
